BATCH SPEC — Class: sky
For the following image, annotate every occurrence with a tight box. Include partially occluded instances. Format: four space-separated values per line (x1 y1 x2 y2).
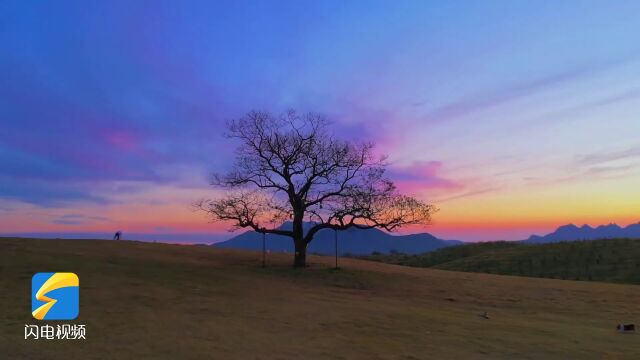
1 1 640 242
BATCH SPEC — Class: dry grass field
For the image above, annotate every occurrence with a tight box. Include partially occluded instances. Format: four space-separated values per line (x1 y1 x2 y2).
1 237 639 359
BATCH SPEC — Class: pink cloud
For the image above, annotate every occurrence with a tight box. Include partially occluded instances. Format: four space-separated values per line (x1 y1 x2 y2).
388 160 463 194
104 130 138 151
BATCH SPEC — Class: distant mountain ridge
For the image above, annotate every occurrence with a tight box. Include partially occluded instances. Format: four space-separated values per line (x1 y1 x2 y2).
214 222 462 255
526 222 640 243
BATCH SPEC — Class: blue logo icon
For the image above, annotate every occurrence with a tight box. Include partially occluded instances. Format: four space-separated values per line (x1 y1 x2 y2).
32 272 79 320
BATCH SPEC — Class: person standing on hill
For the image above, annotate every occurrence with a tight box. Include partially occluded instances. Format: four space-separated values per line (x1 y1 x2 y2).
113 231 122 241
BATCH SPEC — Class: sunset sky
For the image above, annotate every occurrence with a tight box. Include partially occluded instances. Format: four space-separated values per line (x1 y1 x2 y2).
1 1 640 241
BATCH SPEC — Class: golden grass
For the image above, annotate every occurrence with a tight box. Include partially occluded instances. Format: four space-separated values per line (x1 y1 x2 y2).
1 237 638 359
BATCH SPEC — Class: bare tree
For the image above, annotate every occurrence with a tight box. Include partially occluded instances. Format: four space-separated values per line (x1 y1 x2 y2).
196 110 436 267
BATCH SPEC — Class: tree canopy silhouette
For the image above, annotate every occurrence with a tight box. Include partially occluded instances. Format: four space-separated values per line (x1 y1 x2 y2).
196 110 436 267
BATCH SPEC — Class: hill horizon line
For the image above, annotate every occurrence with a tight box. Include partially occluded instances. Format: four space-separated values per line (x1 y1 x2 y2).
3 220 639 245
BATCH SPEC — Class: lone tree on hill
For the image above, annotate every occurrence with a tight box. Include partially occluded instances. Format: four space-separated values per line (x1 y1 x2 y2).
196 110 436 267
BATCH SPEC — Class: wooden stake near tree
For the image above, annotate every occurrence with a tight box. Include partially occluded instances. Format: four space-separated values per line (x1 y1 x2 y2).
196 110 436 268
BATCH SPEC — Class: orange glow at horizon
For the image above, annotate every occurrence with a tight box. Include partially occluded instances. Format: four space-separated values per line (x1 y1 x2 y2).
2 153 639 242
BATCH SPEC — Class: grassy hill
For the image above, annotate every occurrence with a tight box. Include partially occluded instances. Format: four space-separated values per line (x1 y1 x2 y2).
2 237 639 359
363 239 640 284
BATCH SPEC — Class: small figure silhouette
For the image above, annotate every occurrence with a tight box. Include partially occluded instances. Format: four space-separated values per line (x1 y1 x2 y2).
113 231 122 241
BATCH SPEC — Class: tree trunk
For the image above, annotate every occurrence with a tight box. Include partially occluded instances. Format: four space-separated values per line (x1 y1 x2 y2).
293 241 307 268
291 209 306 268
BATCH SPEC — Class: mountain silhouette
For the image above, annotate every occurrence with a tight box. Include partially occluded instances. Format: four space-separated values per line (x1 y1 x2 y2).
214 222 462 255
526 222 640 243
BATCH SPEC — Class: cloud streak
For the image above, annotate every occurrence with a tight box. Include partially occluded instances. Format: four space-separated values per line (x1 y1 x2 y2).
420 57 639 123
388 161 463 194
52 214 109 225
576 145 640 166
